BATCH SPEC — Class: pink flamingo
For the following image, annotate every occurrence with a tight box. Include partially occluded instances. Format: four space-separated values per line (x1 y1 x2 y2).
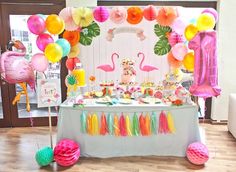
97 53 119 72
0 40 35 112
137 52 158 72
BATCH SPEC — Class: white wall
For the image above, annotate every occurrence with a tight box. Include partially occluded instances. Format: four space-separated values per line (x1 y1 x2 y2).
211 0 236 121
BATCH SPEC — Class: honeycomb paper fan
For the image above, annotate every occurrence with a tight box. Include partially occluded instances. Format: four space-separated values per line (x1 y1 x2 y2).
72 7 94 27
59 7 78 31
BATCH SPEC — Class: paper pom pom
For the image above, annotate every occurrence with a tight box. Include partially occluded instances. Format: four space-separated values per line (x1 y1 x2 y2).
187 142 209 165
171 18 186 35
68 44 80 58
143 5 157 21
72 7 94 27
202 8 218 22
35 147 53 167
127 7 143 25
93 6 109 22
66 57 80 71
167 31 185 47
167 51 182 68
54 139 80 167
63 30 80 46
171 43 188 61
110 6 127 24
156 7 178 26
59 7 78 31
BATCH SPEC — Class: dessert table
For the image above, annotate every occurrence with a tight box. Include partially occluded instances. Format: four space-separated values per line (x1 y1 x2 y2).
57 99 200 158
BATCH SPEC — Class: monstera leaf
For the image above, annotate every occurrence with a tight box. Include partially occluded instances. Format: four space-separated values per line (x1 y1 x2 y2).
87 22 100 37
154 24 172 39
154 38 171 56
79 22 100 46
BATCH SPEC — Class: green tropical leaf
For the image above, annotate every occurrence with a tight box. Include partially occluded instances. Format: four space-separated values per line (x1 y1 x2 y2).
154 38 171 56
87 22 100 37
79 31 93 46
154 24 172 39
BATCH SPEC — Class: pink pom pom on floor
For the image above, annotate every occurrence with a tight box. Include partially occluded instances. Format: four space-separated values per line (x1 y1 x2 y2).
186 142 209 165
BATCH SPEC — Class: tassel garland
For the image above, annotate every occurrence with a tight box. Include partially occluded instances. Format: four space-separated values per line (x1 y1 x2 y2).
81 110 175 136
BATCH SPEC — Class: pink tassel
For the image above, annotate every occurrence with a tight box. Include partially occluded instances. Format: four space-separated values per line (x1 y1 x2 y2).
119 113 127 136
158 111 170 134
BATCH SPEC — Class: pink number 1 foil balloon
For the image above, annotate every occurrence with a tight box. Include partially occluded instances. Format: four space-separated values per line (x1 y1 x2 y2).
189 31 221 99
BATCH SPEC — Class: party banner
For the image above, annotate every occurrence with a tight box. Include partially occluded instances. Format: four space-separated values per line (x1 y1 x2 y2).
37 79 61 108
66 0 97 7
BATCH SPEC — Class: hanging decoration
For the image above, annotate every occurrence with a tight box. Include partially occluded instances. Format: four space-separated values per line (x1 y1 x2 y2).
127 6 143 25
109 6 127 24
143 5 157 21
79 111 175 136
156 7 178 26
93 6 109 23
79 22 100 46
59 7 78 31
72 7 94 27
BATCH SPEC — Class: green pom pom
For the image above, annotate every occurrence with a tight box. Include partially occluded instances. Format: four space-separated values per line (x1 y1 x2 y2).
35 146 53 167
67 75 77 86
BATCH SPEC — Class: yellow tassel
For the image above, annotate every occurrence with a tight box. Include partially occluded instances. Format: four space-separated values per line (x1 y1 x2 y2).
167 112 176 133
145 113 151 135
125 115 132 136
87 113 92 135
92 113 99 135
114 114 120 136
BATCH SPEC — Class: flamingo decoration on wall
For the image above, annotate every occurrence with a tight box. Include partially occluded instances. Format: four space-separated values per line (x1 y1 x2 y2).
97 53 119 72
137 52 159 72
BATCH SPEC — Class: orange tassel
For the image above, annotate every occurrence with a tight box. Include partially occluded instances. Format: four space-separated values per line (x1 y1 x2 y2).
100 112 108 135
114 114 120 136
145 113 151 135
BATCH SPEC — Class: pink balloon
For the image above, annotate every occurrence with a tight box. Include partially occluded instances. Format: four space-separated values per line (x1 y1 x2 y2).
171 43 188 61
31 53 49 72
27 15 45 35
36 33 54 51
143 5 157 21
189 31 221 99
171 18 186 35
59 7 78 31
93 6 109 22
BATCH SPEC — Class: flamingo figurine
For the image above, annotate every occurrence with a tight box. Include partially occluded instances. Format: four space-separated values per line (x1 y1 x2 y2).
137 52 158 72
0 40 35 112
97 53 119 72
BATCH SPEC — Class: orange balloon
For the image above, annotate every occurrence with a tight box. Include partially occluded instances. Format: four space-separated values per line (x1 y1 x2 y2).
167 51 182 68
46 14 65 35
63 30 80 46
156 7 177 26
127 7 143 25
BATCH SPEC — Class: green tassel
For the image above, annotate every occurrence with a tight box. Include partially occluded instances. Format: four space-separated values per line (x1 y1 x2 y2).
151 112 157 134
107 113 113 135
132 112 139 136
80 111 87 133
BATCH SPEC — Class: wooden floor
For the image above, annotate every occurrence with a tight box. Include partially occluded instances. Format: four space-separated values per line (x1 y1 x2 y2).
0 123 236 172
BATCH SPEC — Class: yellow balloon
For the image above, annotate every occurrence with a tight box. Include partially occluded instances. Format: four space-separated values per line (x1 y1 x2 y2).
46 14 65 35
197 13 215 31
183 52 194 72
68 44 80 58
45 43 63 63
184 24 199 41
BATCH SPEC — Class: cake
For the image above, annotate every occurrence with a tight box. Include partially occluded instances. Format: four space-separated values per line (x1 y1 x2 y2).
120 58 136 85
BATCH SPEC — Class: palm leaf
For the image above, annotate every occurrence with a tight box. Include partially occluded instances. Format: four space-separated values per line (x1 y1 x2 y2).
154 24 172 39
154 38 171 56
87 22 100 37
79 31 93 46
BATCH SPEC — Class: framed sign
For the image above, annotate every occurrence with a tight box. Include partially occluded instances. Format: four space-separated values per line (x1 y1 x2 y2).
37 79 62 108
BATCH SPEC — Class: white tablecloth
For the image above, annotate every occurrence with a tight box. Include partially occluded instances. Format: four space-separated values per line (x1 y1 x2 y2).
57 100 200 158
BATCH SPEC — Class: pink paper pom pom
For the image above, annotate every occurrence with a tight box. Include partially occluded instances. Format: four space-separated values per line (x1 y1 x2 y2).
110 6 127 24
143 5 157 21
168 31 185 47
93 6 109 22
